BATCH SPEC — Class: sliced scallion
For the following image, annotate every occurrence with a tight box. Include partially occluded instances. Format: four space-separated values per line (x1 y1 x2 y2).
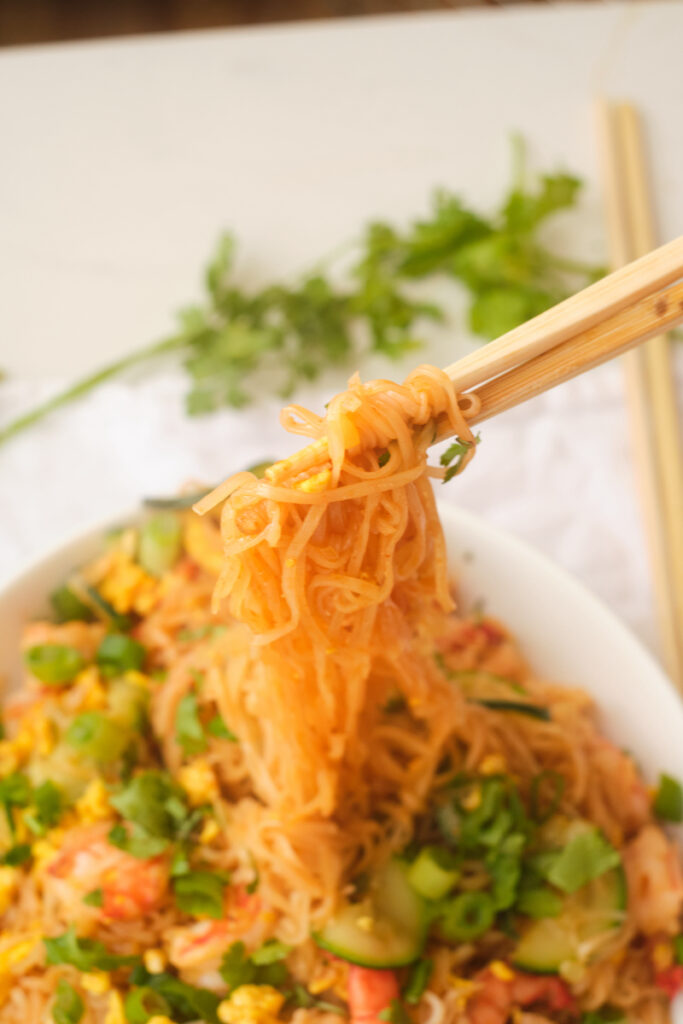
408 846 460 901
653 773 683 823
138 513 183 577
438 890 495 941
25 644 85 685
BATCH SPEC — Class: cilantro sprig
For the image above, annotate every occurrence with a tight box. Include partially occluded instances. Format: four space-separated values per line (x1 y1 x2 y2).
0 142 602 446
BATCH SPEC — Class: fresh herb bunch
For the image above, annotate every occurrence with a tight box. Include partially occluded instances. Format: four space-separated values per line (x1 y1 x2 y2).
0 141 603 445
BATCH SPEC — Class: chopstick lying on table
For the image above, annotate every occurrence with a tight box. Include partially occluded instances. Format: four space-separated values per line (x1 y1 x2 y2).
597 99 683 691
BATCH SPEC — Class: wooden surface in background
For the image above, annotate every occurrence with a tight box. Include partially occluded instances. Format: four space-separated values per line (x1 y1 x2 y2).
0 0 553 47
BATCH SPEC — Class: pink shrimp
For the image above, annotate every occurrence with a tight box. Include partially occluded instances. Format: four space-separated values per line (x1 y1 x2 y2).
167 889 268 970
591 738 651 836
466 967 575 1024
347 966 400 1024
623 824 683 935
46 822 168 923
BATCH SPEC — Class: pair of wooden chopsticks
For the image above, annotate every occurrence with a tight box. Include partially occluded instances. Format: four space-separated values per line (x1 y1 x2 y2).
262 238 683 492
597 100 683 691
264 234 683 486
444 235 683 425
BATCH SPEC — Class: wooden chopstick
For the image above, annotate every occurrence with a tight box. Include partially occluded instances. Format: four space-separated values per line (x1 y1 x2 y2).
441 234 683 391
259 237 683 500
460 275 683 423
597 99 683 690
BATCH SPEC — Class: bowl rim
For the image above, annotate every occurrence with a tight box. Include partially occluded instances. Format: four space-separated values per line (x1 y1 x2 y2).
0 500 672 698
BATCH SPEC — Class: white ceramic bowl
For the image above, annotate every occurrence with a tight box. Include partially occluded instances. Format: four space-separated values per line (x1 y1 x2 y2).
1 503 682 1018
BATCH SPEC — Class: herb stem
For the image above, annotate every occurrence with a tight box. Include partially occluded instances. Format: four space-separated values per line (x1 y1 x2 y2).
0 334 187 446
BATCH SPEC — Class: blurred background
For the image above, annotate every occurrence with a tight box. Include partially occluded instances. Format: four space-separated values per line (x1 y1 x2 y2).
1 0 584 47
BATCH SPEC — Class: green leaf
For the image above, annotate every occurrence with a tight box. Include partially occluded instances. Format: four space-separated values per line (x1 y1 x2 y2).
128 967 221 1024
503 173 582 234
468 285 557 340
0 843 31 866
219 941 255 991
290 985 346 1015
44 928 140 972
53 979 84 1024
124 986 171 1024
32 780 63 831
250 939 292 965
110 771 187 837
219 939 291 992
173 871 228 919
207 714 238 742
546 828 621 894
175 693 208 756
83 888 104 907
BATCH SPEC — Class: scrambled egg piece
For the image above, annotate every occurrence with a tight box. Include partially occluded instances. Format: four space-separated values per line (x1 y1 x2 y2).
184 515 223 576
0 932 40 1005
99 550 160 616
143 948 167 974
76 779 111 824
76 666 109 711
81 970 111 994
0 868 19 915
218 985 285 1024
104 989 126 1024
178 759 218 806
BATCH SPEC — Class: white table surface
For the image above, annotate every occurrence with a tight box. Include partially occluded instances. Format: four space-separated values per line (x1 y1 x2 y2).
1 2 682 671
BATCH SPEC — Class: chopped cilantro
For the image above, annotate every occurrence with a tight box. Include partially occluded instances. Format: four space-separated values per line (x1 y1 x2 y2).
219 940 290 992
173 871 229 919
52 978 84 1024
44 928 139 972
291 985 346 1015
546 828 621 894
207 714 238 742
127 966 220 1024
0 843 32 866
0 145 602 447
175 693 208 756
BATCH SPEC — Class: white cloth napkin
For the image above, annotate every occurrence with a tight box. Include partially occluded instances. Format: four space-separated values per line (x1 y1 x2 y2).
1 353 681 663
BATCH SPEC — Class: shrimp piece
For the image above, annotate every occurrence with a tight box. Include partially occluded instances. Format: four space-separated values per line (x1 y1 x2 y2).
591 738 651 836
466 967 574 1024
347 966 399 1024
21 620 106 662
45 822 168 924
167 889 270 971
623 824 683 935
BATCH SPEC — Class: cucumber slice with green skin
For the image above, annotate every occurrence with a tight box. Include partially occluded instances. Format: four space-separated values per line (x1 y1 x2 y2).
514 854 627 974
315 859 427 968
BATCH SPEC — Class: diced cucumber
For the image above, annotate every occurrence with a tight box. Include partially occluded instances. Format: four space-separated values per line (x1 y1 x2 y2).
315 859 427 967
514 861 627 974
